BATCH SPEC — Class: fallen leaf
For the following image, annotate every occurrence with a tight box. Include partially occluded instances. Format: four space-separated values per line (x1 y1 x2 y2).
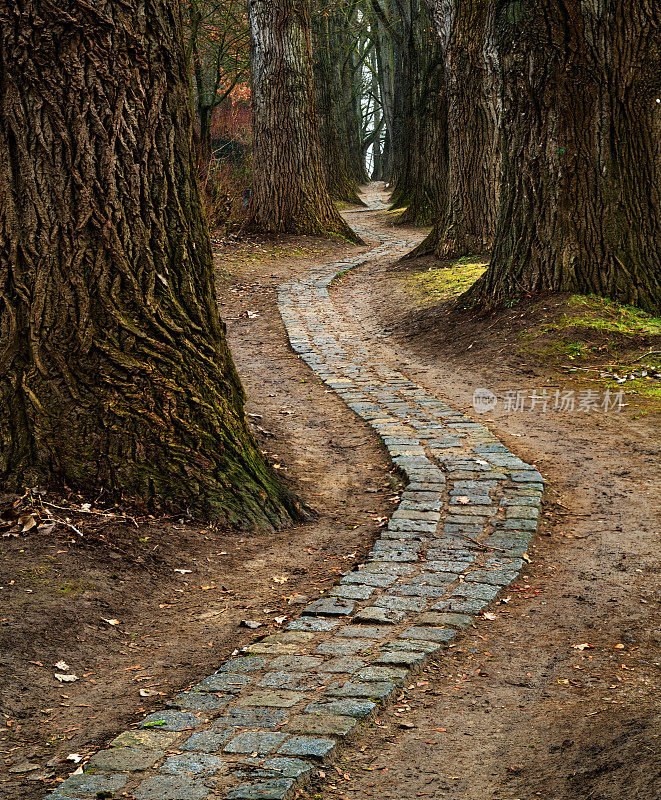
482 612 498 621
174 568 192 575
274 616 287 625
55 673 79 683
456 496 471 505
272 576 289 584
66 754 82 763
54 661 70 671
614 643 625 650
522 553 531 563
571 643 593 650
101 618 120 626
139 689 159 698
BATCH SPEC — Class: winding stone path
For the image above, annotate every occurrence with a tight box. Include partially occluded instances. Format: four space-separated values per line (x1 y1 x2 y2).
44 212 542 800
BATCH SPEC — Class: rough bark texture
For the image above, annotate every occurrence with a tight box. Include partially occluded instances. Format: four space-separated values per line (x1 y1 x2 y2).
0 0 303 527
313 3 364 204
248 0 360 241
414 0 501 257
470 0 661 311
395 0 448 226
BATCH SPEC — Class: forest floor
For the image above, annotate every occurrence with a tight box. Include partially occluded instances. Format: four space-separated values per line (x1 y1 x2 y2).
1 185 659 800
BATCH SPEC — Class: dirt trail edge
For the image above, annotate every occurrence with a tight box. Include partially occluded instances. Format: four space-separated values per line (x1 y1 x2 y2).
39 194 548 800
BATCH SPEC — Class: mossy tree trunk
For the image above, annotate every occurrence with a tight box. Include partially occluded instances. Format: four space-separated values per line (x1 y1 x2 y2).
0 0 303 527
469 0 661 311
248 0 360 241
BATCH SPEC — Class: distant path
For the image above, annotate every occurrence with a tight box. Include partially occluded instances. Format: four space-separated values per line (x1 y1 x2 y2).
44 193 542 800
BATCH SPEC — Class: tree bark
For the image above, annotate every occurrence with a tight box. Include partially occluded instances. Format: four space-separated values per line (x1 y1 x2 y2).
0 0 303 527
469 0 661 311
413 0 500 257
312 3 364 204
248 0 360 241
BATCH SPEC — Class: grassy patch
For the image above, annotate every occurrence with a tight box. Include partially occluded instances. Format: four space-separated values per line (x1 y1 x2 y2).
403 257 488 305
540 295 661 337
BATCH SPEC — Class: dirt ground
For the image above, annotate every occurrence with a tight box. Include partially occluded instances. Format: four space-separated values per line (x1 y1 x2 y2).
2 187 659 800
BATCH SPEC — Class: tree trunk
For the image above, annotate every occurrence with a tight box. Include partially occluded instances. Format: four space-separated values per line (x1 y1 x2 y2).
469 0 661 311
248 0 360 241
313 4 364 205
414 0 501 257
0 0 303 527
395 0 448 226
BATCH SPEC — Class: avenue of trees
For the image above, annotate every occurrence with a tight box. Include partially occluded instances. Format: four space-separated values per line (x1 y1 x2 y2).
1 0 659 522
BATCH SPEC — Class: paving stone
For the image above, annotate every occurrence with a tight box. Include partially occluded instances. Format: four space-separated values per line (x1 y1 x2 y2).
218 657 266 673
374 650 428 668
160 753 226 775
409 572 457 587
337 625 390 639
225 778 294 799
270 655 323 671
168 691 232 711
277 735 335 760
358 562 417 575
354 666 408 682
393 584 450 598
431 597 488 614
87 747 163 772
464 569 518 586
111 730 181 749
384 637 441 653
451 582 500 601
505 505 539 519
196 673 251 692
237 691 306 708
286 616 341 632
139 710 200 731
304 698 376 719
134 775 211 800
500 496 540 506
213 708 288 729
316 656 365 673
329 584 374 600
283 714 357 737
400 626 455 644
235 757 313 779
55 773 127 797
353 606 405 624
373 595 427 613
418 612 473 628
511 470 545 483
327 680 396 700
303 597 355 616
315 639 373 656
224 731 288 755
183 730 240 752
425 559 474 573
258 671 322 691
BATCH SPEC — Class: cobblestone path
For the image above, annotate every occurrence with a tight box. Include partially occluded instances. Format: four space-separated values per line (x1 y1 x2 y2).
45 210 543 800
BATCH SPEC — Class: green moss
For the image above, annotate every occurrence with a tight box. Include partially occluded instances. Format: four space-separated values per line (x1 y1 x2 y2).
403 258 489 305
58 581 96 595
541 295 661 337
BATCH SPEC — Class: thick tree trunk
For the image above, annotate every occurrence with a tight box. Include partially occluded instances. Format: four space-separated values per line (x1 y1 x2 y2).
313 4 364 204
395 0 448 226
248 0 360 241
469 0 661 311
414 0 500 257
0 0 303 527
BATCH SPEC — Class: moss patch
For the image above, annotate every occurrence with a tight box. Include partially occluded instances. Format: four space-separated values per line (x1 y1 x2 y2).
402 257 489 306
